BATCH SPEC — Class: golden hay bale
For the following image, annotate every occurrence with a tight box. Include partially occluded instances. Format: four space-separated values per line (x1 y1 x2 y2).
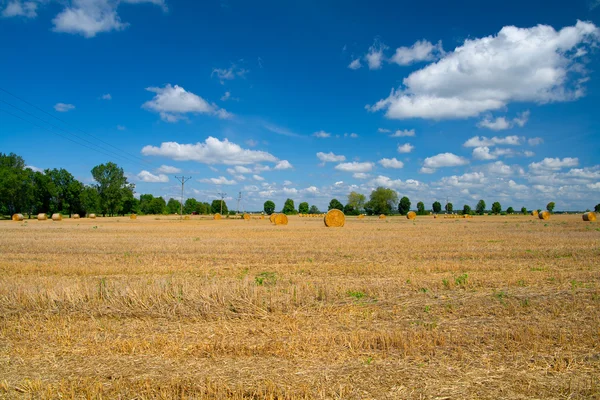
379 214 386 219
37 213 47 221
531 210 538 217
538 211 550 220
274 213 288 225
358 214 365 219
73 214 80 219
12 213 24 221
243 213 251 220
260 215 265 220
406 211 416 220
214 213 222 220
324 209 345 227
89 213 96 219
269 214 276 223
51 213 62 221
130 214 137 220
184 215 190 220
583 212 596 222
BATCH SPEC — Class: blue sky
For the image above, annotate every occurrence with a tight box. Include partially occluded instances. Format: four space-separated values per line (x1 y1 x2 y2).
1 0 600 211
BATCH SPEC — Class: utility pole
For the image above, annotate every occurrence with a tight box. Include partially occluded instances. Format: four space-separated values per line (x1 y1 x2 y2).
175 176 192 219
217 192 227 215
236 191 242 214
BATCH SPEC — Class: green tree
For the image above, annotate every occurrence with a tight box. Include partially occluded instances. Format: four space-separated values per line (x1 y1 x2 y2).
184 198 198 214
521 207 527 215
506 206 514 214
309 205 320 214
211 199 228 214
80 186 100 216
347 191 366 212
328 198 344 211
0 153 28 215
364 187 398 215
476 199 486 215
343 203 359 215
463 204 471 215
121 197 139 215
445 202 453 213
167 198 181 214
298 202 309 214
546 202 555 213
491 201 502 214
432 201 442 213
45 168 83 215
416 201 425 215
91 162 134 217
148 197 167 214
263 200 275 215
282 198 296 215
397 196 411 215
595 204 600 212
139 194 154 214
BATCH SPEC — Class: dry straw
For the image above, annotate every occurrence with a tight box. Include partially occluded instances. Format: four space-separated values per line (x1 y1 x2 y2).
538 211 550 220
583 212 597 222
243 213 251 220
324 209 345 227
73 214 80 219
51 213 62 221
379 214 386 219
406 211 416 220
358 214 365 219
531 210 539 217
89 214 96 219
214 213 222 220
130 214 137 220
37 213 47 221
274 213 288 225
269 214 276 223
12 213 24 221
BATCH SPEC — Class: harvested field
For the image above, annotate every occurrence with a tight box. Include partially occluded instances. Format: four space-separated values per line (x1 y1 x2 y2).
1 214 599 399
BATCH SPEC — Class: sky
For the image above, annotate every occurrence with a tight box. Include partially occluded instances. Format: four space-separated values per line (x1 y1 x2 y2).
1 0 600 212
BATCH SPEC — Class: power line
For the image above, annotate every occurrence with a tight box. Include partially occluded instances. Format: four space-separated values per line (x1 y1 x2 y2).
175 176 192 219
217 192 227 215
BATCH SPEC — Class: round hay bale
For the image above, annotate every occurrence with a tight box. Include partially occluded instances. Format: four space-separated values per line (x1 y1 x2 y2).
274 213 288 225
12 213 24 221
260 215 265 220
406 211 416 220
269 214 276 223
73 214 80 219
358 214 365 219
51 213 62 221
538 211 550 220
379 214 386 219
583 212 596 222
243 213 251 220
324 209 345 227
130 214 137 220
531 210 538 217
37 213 47 221
89 213 96 219
214 213 221 220
184 215 190 220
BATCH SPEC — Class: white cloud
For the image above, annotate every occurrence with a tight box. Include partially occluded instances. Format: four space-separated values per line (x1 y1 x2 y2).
472 146 497 160
274 160 293 170
156 165 181 174
588 182 600 190
529 157 579 173
378 157 404 168
302 186 319 194
264 123 300 138
528 137 544 146
397 143 414 153
52 0 129 38
422 153 469 170
464 135 522 147
313 130 331 138
369 175 425 190
253 174 265 181
524 151 535 157
211 64 248 84
25 165 43 172
226 166 252 175
335 162 375 173
282 187 298 195
137 170 169 183
378 128 391 133
54 103 75 112
142 84 231 122
478 111 530 130
200 176 237 185
513 110 530 127
353 173 370 179
317 152 346 163
121 0 167 11
391 40 444 66
348 59 362 70
141 137 279 165
253 164 271 173
368 21 599 120
2 1 37 18
221 91 231 101
344 133 359 138
481 161 525 177
334 181 344 186
101 93 112 100
390 129 415 137
365 39 387 70
283 180 292 186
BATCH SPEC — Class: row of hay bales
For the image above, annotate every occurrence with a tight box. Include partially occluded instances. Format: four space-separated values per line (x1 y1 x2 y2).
14 213 98 221
299 213 326 218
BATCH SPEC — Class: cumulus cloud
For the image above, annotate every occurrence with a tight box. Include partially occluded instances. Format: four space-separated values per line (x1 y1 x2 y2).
253 174 265 181
302 186 319 194
391 40 444 65
142 84 231 122
2 1 37 18
378 158 404 168
313 130 331 138
368 21 599 120
137 170 169 183
529 157 579 173
200 176 237 185
335 162 375 173
274 160 293 170
156 165 181 174
422 153 469 172
464 135 522 147
282 187 298 195
54 103 75 112
52 0 128 38
528 137 544 146
141 137 279 165
472 146 497 160
397 143 414 153
353 172 370 179
478 111 530 130
317 152 346 163
226 166 252 175
365 39 387 70
369 175 424 190
390 129 415 137
348 59 362 70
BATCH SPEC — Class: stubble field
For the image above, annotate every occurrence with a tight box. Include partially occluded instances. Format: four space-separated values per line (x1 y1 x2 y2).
0 214 599 399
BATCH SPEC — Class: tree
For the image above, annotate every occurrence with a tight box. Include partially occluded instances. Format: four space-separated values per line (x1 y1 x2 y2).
432 201 442 213
463 204 471 215
45 168 83 216
184 198 198 214
263 200 275 215
476 200 486 215
0 153 27 215
211 199 227 214
298 202 309 214
416 201 425 215
80 186 100 216
364 187 398 215
328 198 344 211
398 196 411 215
139 194 154 214
347 191 366 212
148 197 166 214
506 206 514 214
309 205 320 214
546 202 555 213
445 202 453 213
167 198 181 214
521 207 527 215
343 203 359 215
491 201 502 214
595 204 600 212
91 162 134 217
282 198 296 215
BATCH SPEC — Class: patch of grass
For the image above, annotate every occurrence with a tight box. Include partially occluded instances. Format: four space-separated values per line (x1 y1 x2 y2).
347 290 366 300
255 271 277 286
455 273 468 287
